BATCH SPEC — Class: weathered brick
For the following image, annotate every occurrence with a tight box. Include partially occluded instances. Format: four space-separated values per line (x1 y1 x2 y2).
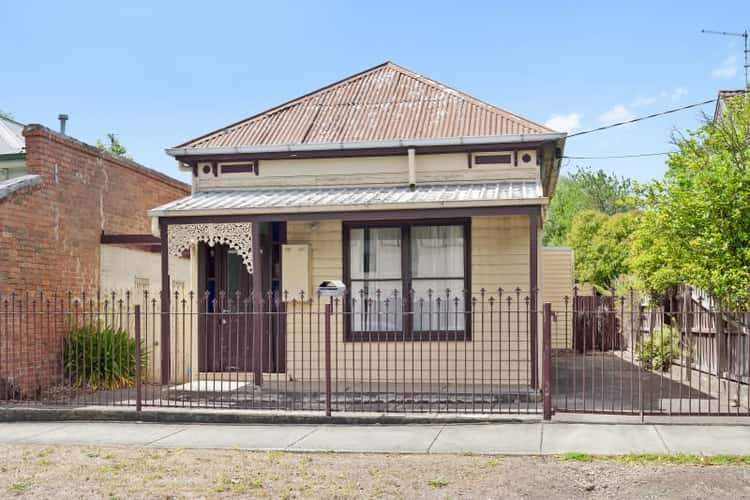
0 125 189 394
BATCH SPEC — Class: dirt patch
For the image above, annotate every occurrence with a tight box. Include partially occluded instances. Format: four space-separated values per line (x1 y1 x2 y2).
1 445 750 498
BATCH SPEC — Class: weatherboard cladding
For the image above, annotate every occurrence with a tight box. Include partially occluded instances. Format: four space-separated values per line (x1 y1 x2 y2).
150 181 542 214
179 62 551 150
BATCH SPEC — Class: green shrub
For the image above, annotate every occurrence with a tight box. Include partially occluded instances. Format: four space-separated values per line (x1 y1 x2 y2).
63 325 145 390
637 325 681 371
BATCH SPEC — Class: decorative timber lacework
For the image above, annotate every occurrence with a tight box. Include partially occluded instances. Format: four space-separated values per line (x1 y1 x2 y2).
167 223 253 273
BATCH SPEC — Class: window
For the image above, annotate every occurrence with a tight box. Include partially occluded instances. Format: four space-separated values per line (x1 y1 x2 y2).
411 225 465 333
344 220 470 341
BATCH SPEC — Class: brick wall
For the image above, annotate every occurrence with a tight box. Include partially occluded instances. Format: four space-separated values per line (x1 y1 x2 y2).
0 125 189 396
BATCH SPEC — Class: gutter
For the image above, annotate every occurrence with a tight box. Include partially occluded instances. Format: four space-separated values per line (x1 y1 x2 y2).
0 153 26 162
166 133 567 158
148 197 549 219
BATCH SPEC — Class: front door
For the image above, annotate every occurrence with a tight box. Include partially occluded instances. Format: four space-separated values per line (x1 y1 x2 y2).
198 243 252 372
197 221 287 374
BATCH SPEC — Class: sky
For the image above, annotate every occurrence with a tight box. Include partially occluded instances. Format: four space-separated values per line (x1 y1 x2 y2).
1 1 749 183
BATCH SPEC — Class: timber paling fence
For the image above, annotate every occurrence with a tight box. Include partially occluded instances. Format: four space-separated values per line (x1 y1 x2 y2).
1 288 749 419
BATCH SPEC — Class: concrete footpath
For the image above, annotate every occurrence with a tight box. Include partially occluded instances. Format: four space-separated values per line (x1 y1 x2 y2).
3 421 750 455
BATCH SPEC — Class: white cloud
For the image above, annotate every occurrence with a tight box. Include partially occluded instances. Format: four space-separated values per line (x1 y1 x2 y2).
712 55 738 79
599 105 633 125
671 87 688 101
544 112 582 132
631 95 657 107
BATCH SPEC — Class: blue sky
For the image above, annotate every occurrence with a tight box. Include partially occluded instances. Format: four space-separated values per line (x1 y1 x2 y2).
2 1 748 183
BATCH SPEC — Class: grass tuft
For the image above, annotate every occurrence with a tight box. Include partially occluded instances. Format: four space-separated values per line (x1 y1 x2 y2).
560 452 594 462
428 479 449 489
560 452 750 466
212 477 264 493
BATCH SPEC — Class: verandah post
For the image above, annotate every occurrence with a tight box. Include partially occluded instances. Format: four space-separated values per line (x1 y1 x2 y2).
159 220 171 385
542 302 552 420
252 220 263 386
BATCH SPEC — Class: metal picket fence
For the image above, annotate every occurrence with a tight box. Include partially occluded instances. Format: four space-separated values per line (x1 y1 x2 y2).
2 287 749 420
0 288 541 416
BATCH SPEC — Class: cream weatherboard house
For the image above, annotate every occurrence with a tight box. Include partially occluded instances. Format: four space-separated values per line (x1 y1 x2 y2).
148 62 567 399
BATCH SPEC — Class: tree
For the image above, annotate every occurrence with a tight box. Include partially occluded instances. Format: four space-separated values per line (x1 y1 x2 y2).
96 133 130 159
543 176 588 246
567 209 638 290
543 166 636 246
629 94 750 297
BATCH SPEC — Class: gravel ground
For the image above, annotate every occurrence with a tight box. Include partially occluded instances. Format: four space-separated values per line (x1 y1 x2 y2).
2 445 750 499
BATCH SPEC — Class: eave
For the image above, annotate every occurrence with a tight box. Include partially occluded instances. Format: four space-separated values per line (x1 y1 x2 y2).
168 133 566 163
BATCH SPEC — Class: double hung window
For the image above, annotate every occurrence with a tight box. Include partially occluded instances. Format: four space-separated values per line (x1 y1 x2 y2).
344 220 469 340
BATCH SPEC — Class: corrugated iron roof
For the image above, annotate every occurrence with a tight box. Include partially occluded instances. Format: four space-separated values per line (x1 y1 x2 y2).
0 116 25 155
150 181 543 216
177 62 552 150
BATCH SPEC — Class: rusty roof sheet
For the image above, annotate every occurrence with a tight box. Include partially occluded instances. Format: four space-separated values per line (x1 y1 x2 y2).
177 62 551 150
149 181 543 216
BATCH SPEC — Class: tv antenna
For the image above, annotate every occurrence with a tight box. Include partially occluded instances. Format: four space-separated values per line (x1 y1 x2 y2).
701 29 749 87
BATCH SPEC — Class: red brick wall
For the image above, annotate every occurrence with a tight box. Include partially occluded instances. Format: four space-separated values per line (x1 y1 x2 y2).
0 125 189 396
1 125 188 291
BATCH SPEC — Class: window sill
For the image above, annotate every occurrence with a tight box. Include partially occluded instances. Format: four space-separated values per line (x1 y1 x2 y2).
344 330 469 342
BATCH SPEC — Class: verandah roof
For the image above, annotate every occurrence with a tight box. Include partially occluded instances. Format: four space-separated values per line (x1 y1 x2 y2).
149 181 543 217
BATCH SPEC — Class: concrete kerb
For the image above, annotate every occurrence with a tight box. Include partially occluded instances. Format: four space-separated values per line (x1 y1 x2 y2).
0 406 541 426
3 406 750 427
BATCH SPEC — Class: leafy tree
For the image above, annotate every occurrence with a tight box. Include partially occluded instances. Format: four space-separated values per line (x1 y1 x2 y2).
543 176 588 246
567 209 638 290
629 94 750 297
544 166 636 246
96 133 131 159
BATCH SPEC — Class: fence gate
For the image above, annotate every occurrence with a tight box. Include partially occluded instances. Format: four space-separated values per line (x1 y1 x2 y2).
548 290 750 417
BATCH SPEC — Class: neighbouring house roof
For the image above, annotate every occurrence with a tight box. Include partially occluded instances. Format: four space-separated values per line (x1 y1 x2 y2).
714 89 747 121
172 61 553 153
0 115 25 156
149 181 543 217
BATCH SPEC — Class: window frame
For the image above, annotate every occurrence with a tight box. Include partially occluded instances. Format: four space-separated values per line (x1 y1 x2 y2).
342 218 472 342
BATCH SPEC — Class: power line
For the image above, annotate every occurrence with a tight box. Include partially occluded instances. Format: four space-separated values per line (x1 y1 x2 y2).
563 151 671 160
567 99 716 138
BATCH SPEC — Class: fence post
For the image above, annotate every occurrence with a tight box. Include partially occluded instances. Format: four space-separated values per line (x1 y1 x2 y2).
252 293 263 386
542 302 552 420
134 304 142 416
324 302 332 417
